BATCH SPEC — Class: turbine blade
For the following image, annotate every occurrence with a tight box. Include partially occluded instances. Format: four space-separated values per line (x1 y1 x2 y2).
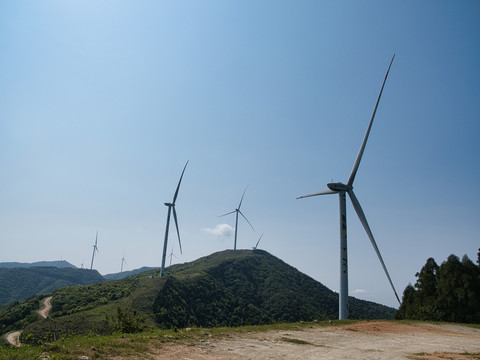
238 185 249 209
347 189 401 304
347 54 395 187
218 210 236 217
255 233 264 248
239 210 255 232
173 161 189 204
297 188 337 199
172 207 182 254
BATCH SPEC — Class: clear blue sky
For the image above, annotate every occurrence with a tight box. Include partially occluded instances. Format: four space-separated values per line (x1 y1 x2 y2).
1 1 479 309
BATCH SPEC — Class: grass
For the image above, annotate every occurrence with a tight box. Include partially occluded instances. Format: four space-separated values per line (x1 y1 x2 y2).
1 320 356 359
409 352 480 360
279 337 313 345
3 319 479 359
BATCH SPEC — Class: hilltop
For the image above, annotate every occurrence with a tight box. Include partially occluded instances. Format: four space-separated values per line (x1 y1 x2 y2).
104 266 159 281
1 250 395 342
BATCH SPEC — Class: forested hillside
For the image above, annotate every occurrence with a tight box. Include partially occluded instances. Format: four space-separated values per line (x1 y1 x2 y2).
395 249 480 323
0 267 105 305
153 250 395 328
4 250 395 342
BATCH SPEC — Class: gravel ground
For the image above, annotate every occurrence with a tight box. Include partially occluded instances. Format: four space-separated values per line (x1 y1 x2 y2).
147 321 480 360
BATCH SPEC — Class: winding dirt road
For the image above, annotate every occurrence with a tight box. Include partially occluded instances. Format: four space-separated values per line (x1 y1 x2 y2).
4 296 53 347
37 296 53 319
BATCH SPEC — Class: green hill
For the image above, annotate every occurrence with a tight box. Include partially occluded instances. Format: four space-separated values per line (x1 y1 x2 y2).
0 267 105 305
2 250 395 342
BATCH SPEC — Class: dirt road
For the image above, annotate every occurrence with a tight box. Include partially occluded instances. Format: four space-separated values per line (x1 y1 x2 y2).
4 296 53 347
148 321 480 360
37 296 53 319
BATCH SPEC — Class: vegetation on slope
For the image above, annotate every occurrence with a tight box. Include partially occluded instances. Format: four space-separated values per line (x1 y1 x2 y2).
395 249 480 323
103 266 159 281
3 250 395 343
152 250 394 328
0 295 43 335
0 267 105 305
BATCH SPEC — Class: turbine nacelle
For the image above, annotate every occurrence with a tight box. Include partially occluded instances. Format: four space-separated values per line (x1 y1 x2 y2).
327 182 351 192
164 202 173 207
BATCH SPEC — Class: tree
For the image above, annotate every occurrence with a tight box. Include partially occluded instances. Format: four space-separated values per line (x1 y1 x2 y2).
396 251 480 323
414 257 438 305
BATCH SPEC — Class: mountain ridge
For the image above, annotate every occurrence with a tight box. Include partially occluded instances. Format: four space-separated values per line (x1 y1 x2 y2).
0 267 105 306
0 260 76 269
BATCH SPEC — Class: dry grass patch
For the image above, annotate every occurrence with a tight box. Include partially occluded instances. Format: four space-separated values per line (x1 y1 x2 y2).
410 352 480 360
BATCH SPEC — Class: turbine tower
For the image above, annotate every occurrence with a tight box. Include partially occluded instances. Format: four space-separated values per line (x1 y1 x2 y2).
160 161 188 277
297 55 400 319
219 186 254 250
90 230 99 270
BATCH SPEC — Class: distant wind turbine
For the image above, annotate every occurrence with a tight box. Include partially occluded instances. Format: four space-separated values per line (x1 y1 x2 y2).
169 246 178 266
253 233 264 250
297 55 400 319
160 161 188 277
121 253 126 273
219 186 255 250
90 230 99 270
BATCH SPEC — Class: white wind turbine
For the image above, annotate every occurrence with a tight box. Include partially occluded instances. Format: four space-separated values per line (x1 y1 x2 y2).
169 246 179 266
297 55 400 319
90 230 99 270
219 186 255 250
160 161 188 277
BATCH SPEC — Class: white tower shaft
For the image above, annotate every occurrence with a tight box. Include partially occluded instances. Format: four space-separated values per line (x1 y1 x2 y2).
339 191 348 319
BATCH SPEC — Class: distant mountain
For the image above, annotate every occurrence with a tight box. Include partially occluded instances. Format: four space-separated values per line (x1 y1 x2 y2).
0 267 105 306
8 250 395 341
103 266 160 280
0 260 77 269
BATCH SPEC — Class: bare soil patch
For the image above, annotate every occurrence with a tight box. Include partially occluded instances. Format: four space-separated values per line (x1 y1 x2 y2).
5 331 21 347
142 321 480 360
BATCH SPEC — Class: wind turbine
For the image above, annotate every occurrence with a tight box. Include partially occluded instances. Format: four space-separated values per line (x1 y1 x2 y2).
169 246 178 266
90 230 99 270
253 233 264 250
219 186 255 250
121 253 126 273
160 161 188 277
297 55 400 319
